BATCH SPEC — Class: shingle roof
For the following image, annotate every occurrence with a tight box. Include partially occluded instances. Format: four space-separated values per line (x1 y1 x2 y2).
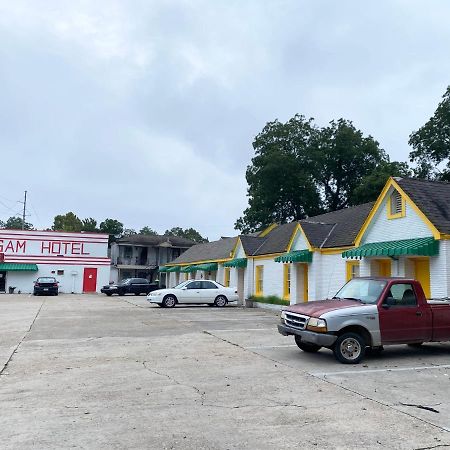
239 236 266 255
396 177 450 234
169 237 238 264
117 234 195 247
300 202 375 248
253 222 299 255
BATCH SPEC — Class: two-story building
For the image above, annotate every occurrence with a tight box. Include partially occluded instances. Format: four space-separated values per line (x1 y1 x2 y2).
109 234 195 285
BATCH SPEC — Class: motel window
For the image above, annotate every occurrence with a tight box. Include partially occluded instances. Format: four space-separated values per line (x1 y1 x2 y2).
255 265 264 296
124 246 133 258
346 261 360 282
224 268 230 287
283 264 291 300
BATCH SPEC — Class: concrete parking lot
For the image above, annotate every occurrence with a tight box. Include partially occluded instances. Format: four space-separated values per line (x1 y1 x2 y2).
1 294 450 449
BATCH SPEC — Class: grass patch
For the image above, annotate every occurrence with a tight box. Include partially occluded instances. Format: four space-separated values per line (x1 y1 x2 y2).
250 295 290 306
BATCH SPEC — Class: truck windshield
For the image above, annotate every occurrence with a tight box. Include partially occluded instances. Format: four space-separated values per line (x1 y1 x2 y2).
334 279 387 304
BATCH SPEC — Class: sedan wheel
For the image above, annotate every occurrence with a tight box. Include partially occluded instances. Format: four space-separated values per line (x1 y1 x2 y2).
214 295 227 307
162 295 176 308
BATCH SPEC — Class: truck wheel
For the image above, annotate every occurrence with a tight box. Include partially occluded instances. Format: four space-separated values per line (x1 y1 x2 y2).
333 332 366 364
106 293 112 297
294 336 321 353
162 295 177 308
408 342 423 348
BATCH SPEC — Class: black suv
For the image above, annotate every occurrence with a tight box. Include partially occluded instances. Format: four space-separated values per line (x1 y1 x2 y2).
33 277 59 296
101 278 159 296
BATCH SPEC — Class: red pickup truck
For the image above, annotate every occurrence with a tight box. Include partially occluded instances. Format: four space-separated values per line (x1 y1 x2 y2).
278 277 450 363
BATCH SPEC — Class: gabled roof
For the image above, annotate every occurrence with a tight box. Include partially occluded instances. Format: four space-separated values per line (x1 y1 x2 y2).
396 178 450 234
239 236 266 255
117 234 195 247
300 202 375 248
253 222 299 255
169 237 238 264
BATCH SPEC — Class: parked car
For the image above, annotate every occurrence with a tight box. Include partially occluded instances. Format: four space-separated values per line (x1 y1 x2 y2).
101 278 159 296
147 280 238 307
33 277 59 296
278 277 450 364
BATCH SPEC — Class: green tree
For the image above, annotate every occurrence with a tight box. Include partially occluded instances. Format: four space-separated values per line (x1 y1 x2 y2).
122 228 137 237
409 86 450 181
164 227 208 243
235 115 322 233
139 226 158 235
4 216 33 230
350 161 411 205
52 212 83 232
81 218 98 232
312 119 389 211
99 218 124 244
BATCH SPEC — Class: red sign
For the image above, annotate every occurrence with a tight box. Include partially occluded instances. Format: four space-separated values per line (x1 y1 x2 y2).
0 253 4 262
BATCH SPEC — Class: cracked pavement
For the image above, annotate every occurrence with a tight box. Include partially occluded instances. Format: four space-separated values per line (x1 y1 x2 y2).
1 294 450 449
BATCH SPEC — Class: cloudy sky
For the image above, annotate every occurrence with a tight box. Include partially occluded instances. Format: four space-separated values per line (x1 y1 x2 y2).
1 1 449 240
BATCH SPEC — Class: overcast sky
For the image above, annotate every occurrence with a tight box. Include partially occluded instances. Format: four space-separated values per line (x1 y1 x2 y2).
1 1 449 240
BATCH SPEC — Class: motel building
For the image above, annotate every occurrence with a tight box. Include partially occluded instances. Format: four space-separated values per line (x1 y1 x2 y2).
0 229 110 294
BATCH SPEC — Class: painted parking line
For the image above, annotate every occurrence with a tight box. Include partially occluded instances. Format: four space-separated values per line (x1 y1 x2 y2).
311 364 450 377
244 345 298 349
207 328 276 332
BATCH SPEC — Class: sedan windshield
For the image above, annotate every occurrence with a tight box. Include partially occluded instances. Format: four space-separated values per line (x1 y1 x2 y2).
334 278 387 304
174 280 190 289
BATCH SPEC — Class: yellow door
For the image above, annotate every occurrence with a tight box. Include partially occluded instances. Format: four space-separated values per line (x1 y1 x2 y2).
414 259 431 299
378 260 391 277
303 264 308 302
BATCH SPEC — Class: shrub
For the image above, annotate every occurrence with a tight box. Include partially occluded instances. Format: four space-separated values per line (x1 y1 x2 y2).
250 295 290 306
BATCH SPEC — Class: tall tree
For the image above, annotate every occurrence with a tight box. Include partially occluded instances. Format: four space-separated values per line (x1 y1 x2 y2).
312 119 389 210
81 218 98 232
4 216 33 230
139 226 158 235
164 227 208 243
349 161 411 205
122 228 137 237
52 212 83 232
99 218 124 244
235 115 322 233
409 86 450 181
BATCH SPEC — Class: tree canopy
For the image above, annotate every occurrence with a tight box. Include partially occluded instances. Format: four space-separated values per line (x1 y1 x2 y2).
164 227 208 243
52 212 83 232
235 115 408 233
409 86 450 181
1 216 34 230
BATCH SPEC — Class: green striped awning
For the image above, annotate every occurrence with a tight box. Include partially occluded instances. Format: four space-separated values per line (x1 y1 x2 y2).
180 265 196 273
158 266 169 272
0 263 38 271
167 266 181 272
194 263 218 271
275 250 313 263
223 258 247 268
342 237 439 259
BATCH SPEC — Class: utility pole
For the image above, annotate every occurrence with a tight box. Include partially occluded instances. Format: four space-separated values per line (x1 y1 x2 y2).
22 190 27 230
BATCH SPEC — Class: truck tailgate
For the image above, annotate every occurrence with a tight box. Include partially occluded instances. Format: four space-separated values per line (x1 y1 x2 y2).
430 302 450 341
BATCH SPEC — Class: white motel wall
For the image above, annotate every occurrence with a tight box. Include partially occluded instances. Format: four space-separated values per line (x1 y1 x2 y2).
0 229 110 294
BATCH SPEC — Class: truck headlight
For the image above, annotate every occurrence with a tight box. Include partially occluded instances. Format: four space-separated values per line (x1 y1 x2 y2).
306 317 327 333
280 310 287 320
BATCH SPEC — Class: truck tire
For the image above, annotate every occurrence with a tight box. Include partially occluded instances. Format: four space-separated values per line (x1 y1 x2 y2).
333 332 366 364
407 342 423 348
294 335 321 353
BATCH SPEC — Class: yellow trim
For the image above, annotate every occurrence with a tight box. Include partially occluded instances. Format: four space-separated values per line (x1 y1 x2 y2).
229 237 244 259
286 223 313 252
283 264 290 300
250 252 284 260
259 223 278 237
346 261 360 282
412 257 431 299
387 190 406 219
255 265 264 296
303 264 309 302
224 267 231 287
319 246 353 255
355 177 441 246
442 234 450 240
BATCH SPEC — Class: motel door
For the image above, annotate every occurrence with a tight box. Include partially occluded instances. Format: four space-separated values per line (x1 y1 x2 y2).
0 271 5 293
83 268 98 293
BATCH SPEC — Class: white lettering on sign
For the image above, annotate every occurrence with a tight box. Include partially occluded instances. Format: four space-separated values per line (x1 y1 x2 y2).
0 240 27 253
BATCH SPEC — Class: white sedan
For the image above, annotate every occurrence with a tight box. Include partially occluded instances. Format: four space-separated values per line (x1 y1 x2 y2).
147 280 239 308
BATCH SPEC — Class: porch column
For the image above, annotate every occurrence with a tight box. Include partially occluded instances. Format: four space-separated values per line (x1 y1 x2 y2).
290 263 298 305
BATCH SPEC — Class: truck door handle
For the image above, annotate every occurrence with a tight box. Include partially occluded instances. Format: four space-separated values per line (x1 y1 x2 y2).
416 311 422 317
